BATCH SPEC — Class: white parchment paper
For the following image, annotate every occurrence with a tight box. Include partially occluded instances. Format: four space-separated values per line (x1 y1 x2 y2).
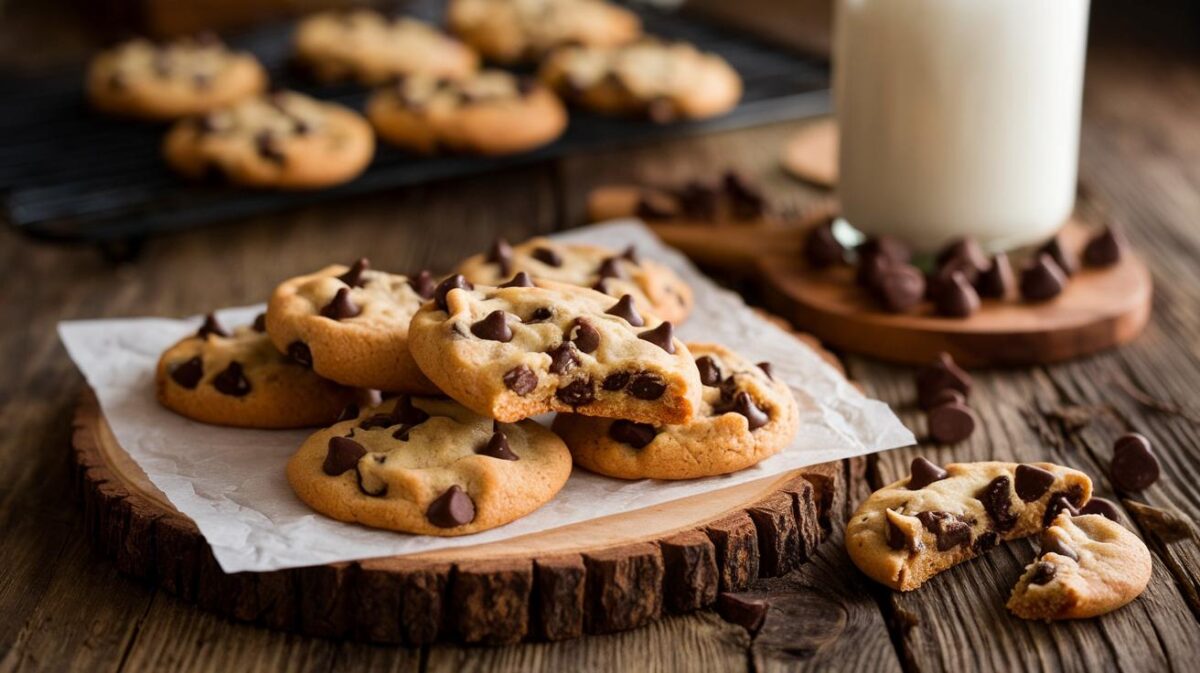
58 220 913 573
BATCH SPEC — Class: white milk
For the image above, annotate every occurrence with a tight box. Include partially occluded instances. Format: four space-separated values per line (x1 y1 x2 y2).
834 0 1090 253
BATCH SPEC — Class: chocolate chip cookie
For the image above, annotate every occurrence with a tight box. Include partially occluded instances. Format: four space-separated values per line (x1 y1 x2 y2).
292 10 479 85
455 237 693 323
447 0 642 64
552 343 798 479
156 313 360 428
407 278 702 424
163 90 375 189
287 396 572 535
265 259 440 394
539 39 742 123
846 459 1093 592
366 70 567 155
87 34 267 120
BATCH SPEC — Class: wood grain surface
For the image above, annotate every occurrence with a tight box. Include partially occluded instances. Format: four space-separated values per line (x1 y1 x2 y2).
3 19 1200 673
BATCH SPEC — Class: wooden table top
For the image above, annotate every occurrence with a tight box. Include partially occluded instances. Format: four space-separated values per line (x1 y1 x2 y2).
4 27 1200 673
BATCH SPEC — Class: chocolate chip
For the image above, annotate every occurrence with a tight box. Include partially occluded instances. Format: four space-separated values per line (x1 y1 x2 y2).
1080 497 1120 521
915 352 972 409
804 220 845 268
886 516 920 552
696 356 722 386
592 278 611 294
568 318 601 353
1044 494 1081 526
532 246 563 267
196 313 228 338
170 356 204 389
858 236 911 266
602 371 631 391
337 258 369 287
606 294 644 327
359 413 395 430
486 238 513 276
501 271 534 288
609 419 658 449
391 395 430 426
638 322 676 354
478 429 519 460
916 511 972 551
928 254 983 297
907 457 949 490
629 372 666 400
621 245 640 265
504 365 537 395
715 593 768 635
1039 530 1078 562
322 436 366 475
973 531 998 554
875 264 926 313
936 237 989 276
434 274 473 311
1014 464 1057 502
255 131 286 164
336 404 359 422
212 361 251 397
547 342 579 374
933 271 981 318
919 388 966 411
1110 433 1159 491
526 306 553 322
1039 236 1076 277
635 193 678 220
320 287 361 320
730 391 769 429
252 313 267 332
293 118 311 136
515 76 537 97
977 476 1018 532
596 257 623 280
856 253 891 290
975 253 1015 299
426 485 476 528
1020 253 1068 302
1083 225 1125 268
1028 561 1058 586
288 341 312 367
647 97 677 123
723 170 767 220
470 310 513 342
927 402 977 444
408 270 436 299
757 362 774 380
678 180 719 220
556 378 595 406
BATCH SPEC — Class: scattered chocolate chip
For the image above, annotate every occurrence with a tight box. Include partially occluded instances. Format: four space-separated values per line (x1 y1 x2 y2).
359 413 395 430
804 219 845 268
1110 433 1160 491
907 457 949 490
255 131 286 164
392 395 430 427
858 236 911 266
718 376 739 405
320 287 361 320
532 246 563 267
504 365 537 395
252 313 267 332
501 271 534 288
638 322 676 353
928 254 983 297
856 253 891 290
915 352 972 409
434 274 473 311
916 511 972 551
596 257 623 280
1020 253 1068 301
556 378 595 406
975 253 1015 299
1083 225 1126 268
569 318 601 353
526 306 553 322
696 356 722 386
1039 236 1076 277
756 362 774 380
1044 492 1082 526
408 270 436 299
629 372 667 400
602 371 631 391
977 476 1018 532
678 180 719 221
478 430 519 460
919 388 966 411
1080 497 1120 521
635 193 678 220
606 294 645 327
647 96 677 123
470 310 513 342
170 356 204 389
592 278 611 294
337 258 369 287
722 170 766 220
287 341 312 367
1014 464 1057 502
875 264 926 313
936 237 989 277
336 404 359 422
426 485 476 528
322 436 366 475
621 245 640 264
547 342 580 374
212 361 251 397
730 391 769 429
1028 561 1058 586
886 515 921 553
973 531 999 554
715 593 768 635
927 402 977 444
1039 530 1078 562
196 313 228 338
933 271 981 318
609 419 658 448
486 238 514 276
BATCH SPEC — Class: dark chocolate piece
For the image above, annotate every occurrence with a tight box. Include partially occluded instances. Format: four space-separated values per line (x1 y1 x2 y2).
212 361 251 397
337 258 369 287
547 342 579 375
606 294 645 327
335 404 359 422
855 252 891 290
638 322 676 353
722 170 766 220
322 436 366 476
1080 497 1121 522
287 341 313 367
1014 464 1056 502
434 274 473 312
857 236 912 266
927 402 977 444
757 362 773 380
486 238 514 276
252 313 267 332
915 352 972 409
170 356 204 389
804 220 845 268
628 372 666 400
730 391 769 429
875 264 926 313
919 388 966 411
503 365 538 395
478 429 519 461
1044 492 1082 526
426 485 476 528
408 270 436 299
470 310 513 342
1020 253 1068 302
525 306 553 322
197 313 228 338
1039 236 1076 277
255 131 286 164
936 237 989 277
569 318 600 353
1039 531 1078 562
532 246 563 267
886 516 922 553
916 511 972 551
975 253 1015 299
977 476 1018 532
596 257 623 280
609 419 658 449
933 271 981 318
320 287 361 320
1082 225 1126 268
500 271 534 288
1110 433 1159 491
696 356 722 386
677 180 719 220
715 593 768 635
556 378 595 406
908 457 949 490
1028 561 1058 586
602 371 631 391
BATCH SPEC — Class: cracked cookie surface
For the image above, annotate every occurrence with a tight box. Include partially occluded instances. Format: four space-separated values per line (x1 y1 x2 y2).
447 0 641 64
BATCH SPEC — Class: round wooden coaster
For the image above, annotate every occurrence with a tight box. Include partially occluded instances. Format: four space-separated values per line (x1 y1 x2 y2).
71 327 857 645
780 118 838 188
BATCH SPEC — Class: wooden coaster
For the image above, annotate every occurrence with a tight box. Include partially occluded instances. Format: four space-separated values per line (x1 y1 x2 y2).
780 118 838 188
71 327 857 645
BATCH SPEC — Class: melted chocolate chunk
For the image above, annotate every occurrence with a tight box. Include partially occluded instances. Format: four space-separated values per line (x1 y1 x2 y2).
596 257 623 280
1110 433 1160 491
568 318 601 353
875 264 926 313
288 341 313 367
972 531 999 554
907 457 949 490
730 391 769 430
487 238 514 276
322 436 366 476
916 511 972 551
252 313 267 332
1039 236 1076 277
1083 225 1125 268
478 429 519 460
526 306 553 322
532 246 563 267
602 371 631 391
556 378 595 406
695 356 723 386
320 287 361 320
638 322 676 353
628 372 667 400
1014 464 1057 502
1039 530 1078 562
933 271 981 318
609 419 658 449
1080 497 1120 522
426 485 476 528
606 294 644 327
337 258 369 287
501 271 534 288
197 313 228 338
470 310 513 342
927 402 977 444
434 274 473 311
977 476 1018 532
547 342 580 375
1020 254 1067 302
212 361 251 397
408 270 436 299
804 220 846 268
886 516 921 553
1028 561 1058 586
975 253 1015 299
255 131 286 164
170 356 204 389
1043 489 1083 527
504 365 537 395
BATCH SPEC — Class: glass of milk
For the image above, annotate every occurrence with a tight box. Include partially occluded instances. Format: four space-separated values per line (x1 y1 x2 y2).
834 0 1091 253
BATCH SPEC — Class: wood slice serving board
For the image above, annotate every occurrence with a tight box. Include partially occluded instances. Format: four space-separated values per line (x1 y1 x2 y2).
71 331 862 646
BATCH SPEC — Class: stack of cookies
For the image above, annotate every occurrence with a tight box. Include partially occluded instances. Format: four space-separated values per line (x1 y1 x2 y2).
154 236 800 536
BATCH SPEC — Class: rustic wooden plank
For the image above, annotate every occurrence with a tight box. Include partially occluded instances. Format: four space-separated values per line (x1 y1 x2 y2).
448 559 533 645
659 530 720 613
532 555 586 641
747 492 802 577
583 543 664 635
703 512 760 592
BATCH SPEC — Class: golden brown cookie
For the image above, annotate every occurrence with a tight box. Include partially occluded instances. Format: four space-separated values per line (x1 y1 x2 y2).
287 396 572 535
408 276 702 424
552 343 799 479
87 34 267 120
155 313 361 428
367 70 567 155
447 0 641 64
265 259 440 394
163 90 375 189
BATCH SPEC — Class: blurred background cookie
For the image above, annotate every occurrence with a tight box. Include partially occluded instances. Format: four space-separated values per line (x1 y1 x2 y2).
447 0 641 65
